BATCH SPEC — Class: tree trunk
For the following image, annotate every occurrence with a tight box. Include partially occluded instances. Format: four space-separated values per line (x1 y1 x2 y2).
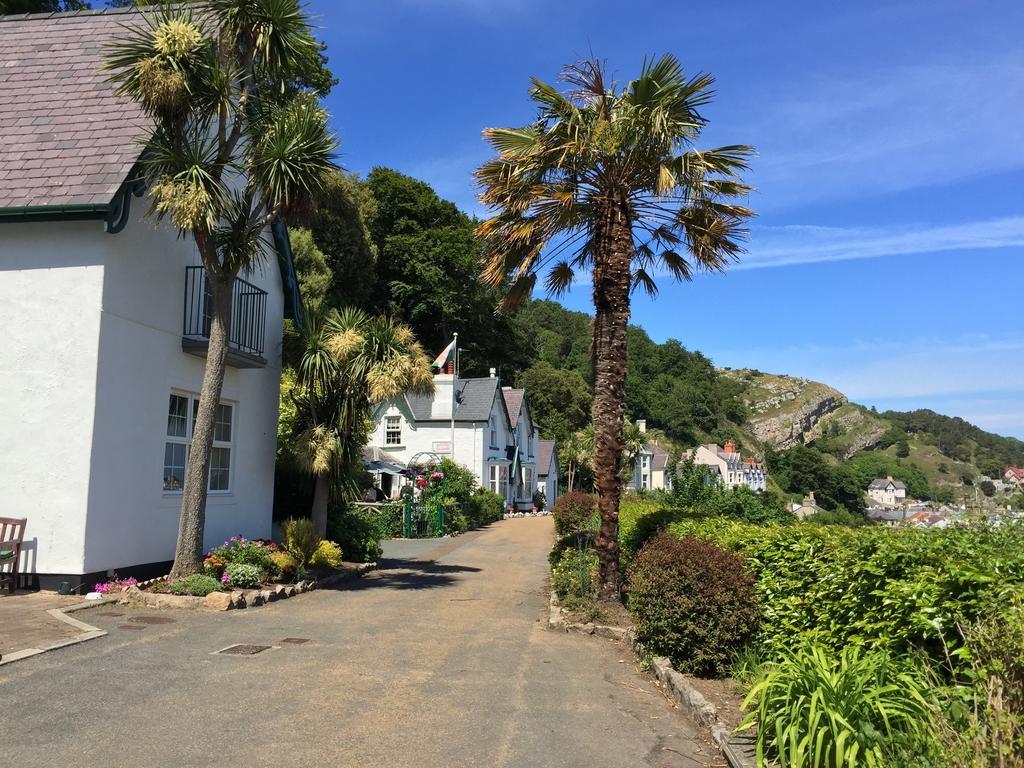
590 197 633 600
169 272 234 578
311 472 330 537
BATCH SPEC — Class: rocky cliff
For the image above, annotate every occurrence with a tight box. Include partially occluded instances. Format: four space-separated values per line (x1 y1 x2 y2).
721 369 887 456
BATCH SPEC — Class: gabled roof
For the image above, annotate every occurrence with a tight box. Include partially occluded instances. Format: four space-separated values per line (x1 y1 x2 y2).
501 387 525 428
868 478 907 490
0 9 149 211
403 377 507 424
537 439 557 476
645 443 670 471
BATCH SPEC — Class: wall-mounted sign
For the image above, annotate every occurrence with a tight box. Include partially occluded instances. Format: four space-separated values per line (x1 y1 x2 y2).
432 441 452 454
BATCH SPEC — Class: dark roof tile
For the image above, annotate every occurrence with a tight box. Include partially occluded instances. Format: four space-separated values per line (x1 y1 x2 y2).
0 8 150 209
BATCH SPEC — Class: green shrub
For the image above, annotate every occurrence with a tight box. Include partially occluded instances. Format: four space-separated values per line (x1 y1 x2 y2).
327 506 383 563
548 528 597 568
269 550 298 581
282 517 321 565
533 489 547 511
668 518 1024 677
464 490 503 528
224 562 264 588
168 573 223 597
552 491 597 536
740 643 934 768
551 547 598 612
367 502 404 539
309 539 343 568
627 532 759 677
206 536 275 573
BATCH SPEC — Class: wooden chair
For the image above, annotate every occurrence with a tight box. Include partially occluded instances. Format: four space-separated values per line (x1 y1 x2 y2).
0 517 27 594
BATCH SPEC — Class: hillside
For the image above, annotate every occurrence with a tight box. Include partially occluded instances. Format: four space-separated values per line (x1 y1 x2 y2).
723 368 1024 502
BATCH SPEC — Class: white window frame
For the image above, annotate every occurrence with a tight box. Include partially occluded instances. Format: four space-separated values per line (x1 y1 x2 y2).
385 415 402 446
163 391 234 495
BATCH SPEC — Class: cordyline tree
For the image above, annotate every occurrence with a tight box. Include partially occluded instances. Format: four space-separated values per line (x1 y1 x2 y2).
292 307 434 536
105 0 337 578
476 55 754 598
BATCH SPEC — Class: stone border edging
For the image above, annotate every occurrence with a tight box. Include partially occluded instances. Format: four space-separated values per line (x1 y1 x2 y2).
0 596 116 667
120 562 377 611
547 589 757 768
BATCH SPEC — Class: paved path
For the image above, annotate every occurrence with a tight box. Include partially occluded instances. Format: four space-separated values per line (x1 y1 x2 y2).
0 590 82 656
0 518 718 767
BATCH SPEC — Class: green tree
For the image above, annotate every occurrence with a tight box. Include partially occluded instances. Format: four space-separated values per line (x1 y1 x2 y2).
291 308 434 535
515 361 591 445
288 227 332 309
105 1 336 577
979 479 996 497
895 439 911 458
476 56 754 597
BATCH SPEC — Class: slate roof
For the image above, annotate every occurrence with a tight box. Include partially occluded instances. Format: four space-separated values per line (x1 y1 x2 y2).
868 478 907 490
404 377 501 423
537 439 556 476
0 8 149 209
501 387 525 427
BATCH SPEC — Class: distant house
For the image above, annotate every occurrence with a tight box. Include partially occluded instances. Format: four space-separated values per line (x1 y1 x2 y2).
367 367 542 511
0 9 299 588
867 476 908 506
791 492 825 520
536 439 560 508
905 510 949 528
628 442 672 492
687 441 767 492
866 506 907 526
1004 467 1024 488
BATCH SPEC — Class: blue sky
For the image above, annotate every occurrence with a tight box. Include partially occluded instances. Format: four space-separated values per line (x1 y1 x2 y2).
309 0 1024 438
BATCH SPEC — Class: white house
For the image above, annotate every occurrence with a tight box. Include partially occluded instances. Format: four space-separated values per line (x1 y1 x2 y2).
867 476 908 507
0 9 299 588
627 442 672 492
536 439 560 508
367 369 543 511
687 441 767 492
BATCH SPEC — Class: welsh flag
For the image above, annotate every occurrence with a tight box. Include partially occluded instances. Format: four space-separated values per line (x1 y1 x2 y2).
432 338 456 369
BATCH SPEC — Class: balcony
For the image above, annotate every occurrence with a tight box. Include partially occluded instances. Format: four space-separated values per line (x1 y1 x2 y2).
182 266 268 368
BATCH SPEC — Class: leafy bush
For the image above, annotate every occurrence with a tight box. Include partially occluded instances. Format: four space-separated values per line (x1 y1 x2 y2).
740 643 933 768
669 518 1024 676
168 573 223 597
327 506 383 563
464 490 503 528
205 536 277 575
309 540 343 568
282 517 321 565
552 491 597 536
551 547 597 612
366 502 404 539
224 562 264 588
269 550 298 581
548 528 597 568
533 489 547 511
627 533 760 677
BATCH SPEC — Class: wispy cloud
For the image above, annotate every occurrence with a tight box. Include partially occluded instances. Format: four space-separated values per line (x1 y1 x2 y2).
739 216 1024 270
745 57 1024 207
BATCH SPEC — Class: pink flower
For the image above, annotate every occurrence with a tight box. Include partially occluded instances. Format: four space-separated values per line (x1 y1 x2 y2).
221 572 231 585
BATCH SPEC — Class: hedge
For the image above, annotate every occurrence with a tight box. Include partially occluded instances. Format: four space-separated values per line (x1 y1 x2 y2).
666 517 1024 672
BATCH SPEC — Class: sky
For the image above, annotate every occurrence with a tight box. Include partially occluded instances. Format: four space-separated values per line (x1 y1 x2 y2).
308 0 1024 438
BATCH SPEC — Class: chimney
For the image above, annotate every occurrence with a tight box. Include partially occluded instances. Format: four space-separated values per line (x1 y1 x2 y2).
804 491 816 507
724 440 737 454
431 372 454 420
637 419 646 433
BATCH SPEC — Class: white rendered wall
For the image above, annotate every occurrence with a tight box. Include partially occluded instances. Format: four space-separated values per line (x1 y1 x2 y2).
0 206 283 576
0 227 103 575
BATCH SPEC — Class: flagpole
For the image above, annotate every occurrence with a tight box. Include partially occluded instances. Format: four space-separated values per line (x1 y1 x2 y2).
450 332 458 462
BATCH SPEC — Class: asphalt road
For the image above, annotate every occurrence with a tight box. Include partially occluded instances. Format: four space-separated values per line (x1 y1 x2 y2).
1 518 717 768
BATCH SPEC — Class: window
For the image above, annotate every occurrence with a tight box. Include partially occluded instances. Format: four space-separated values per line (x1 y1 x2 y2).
163 392 233 493
490 426 497 448
385 415 402 446
523 466 533 495
489 464 508 498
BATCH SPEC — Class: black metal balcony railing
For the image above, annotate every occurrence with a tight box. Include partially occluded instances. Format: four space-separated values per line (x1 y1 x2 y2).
183 266 268 360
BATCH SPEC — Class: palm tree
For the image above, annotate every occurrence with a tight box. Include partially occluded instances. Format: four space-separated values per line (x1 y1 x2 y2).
292 308 434 536
476 55 754 597
105 2 337 577
620 419 648 484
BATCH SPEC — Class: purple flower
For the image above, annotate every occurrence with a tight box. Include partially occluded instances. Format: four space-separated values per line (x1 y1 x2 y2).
220 572 231 585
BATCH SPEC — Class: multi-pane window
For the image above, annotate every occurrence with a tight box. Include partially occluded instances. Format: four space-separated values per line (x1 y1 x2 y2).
490 426 497 448
385 415 402 446
489 464 509 498
163 392 233 493
523 466 533 496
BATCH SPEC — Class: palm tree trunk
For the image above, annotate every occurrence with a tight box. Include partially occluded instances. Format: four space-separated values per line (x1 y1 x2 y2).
591 198 633 600
169 271 233 579
311 472 330 537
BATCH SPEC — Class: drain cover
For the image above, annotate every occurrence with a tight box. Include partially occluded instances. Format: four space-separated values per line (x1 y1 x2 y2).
280 638 310 645
118 624 146 631
128 616 176 625
215 644 272 656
